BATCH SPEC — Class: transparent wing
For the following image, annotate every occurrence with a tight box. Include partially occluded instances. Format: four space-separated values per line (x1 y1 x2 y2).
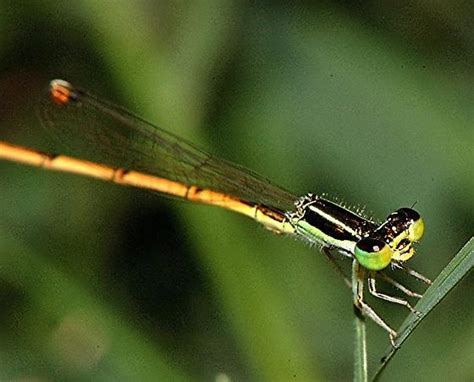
39 81 297 212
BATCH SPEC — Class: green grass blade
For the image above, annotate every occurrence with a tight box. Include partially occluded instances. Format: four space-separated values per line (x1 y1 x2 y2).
372 237 474 381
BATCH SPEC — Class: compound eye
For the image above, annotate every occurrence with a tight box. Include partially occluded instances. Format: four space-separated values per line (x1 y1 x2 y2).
354 238 393 271
396 207 420 220
397 208 424 241
412 218 424 241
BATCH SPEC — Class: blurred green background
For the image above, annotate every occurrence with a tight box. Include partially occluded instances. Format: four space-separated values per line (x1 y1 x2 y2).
0 1 472 381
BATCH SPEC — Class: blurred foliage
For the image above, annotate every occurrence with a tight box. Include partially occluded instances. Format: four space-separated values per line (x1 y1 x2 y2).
0 1 473 381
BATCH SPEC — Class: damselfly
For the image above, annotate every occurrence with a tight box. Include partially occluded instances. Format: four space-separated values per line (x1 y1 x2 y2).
0 79 431 345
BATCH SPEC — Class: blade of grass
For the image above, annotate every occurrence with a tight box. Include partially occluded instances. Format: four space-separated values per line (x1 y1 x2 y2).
371 237 474 381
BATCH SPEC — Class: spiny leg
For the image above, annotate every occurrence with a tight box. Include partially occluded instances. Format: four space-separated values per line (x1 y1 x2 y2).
392 262 432 285
323 247 351 288
368 272 420 316
352 261 397 347
379 272 422 298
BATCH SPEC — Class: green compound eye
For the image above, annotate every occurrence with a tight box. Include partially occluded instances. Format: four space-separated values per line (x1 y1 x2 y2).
395 208 425 242
354 238 393 271
409 215 424 242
